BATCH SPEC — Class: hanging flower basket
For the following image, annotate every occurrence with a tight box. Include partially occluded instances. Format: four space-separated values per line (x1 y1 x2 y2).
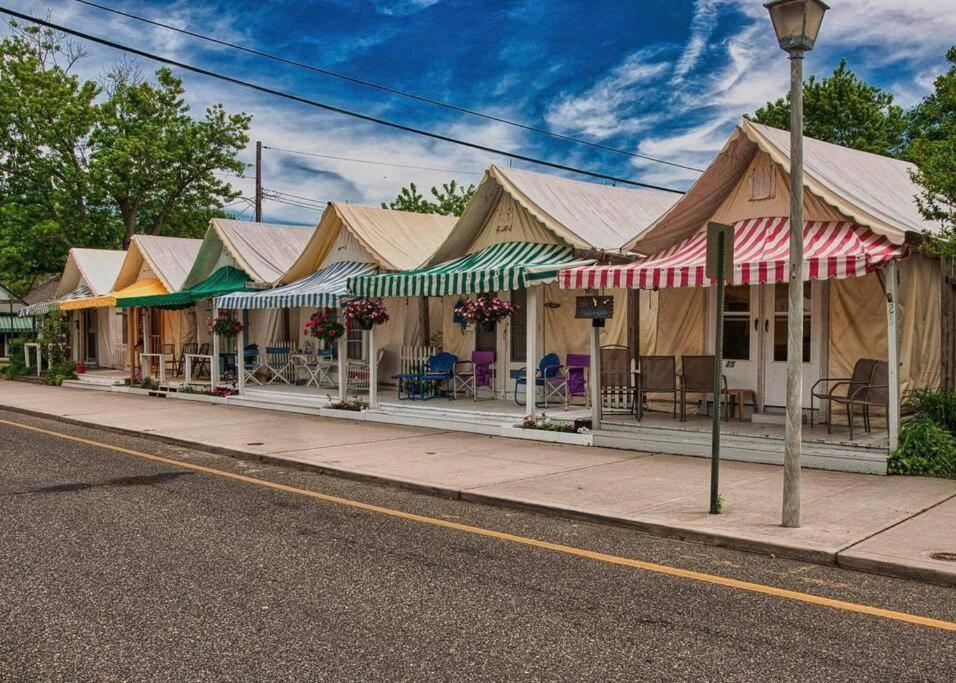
304 310 345 344
343 298 390 331
454 294 516 327
209 313 244 339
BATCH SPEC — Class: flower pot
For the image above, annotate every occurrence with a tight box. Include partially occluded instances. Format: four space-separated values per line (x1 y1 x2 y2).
354 320 374 331
476 319 497 334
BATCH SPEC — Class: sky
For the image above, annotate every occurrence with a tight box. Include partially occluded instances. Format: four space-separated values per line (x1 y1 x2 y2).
3 0 955 226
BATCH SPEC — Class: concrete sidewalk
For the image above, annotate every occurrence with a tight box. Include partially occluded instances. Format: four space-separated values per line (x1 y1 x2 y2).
2 380 954 585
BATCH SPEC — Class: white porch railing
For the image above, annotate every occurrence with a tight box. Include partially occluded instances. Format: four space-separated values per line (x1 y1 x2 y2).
400 345 436 376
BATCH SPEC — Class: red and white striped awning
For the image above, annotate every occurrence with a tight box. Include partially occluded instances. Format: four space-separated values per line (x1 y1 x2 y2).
559 217 908 290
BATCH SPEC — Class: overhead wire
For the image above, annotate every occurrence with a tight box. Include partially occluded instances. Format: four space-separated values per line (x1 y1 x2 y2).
0 8 684 193
263 147 484 176
70 0 704 173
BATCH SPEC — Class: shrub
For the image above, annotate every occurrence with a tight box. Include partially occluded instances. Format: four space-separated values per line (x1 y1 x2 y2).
889 417 956 478
1 336 31 379
328 399 366 411
902 386 956 433
521 413 577 433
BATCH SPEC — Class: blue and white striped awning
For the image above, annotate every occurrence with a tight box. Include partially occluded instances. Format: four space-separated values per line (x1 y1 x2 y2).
214 261 377 310
347 242 579 298
18 284 94 317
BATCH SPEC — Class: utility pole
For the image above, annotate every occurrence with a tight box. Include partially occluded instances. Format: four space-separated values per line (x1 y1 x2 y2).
255 140 263 222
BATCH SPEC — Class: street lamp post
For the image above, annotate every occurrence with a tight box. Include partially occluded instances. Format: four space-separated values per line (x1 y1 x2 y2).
764 0 828 529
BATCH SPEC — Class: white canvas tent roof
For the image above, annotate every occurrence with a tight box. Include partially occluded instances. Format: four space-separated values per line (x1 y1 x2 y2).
54 248 126 298
628 119 942 255
183 218 313 288
280 203 457 284
429 164 681 264
114 235 202 293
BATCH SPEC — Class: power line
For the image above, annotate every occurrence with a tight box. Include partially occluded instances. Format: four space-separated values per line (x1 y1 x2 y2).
263 187 327 207
263 146 484 176
70 0 704 174
0 9 683 193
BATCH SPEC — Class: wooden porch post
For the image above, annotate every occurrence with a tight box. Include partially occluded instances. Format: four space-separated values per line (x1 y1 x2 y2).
211 304 220 389
236 311 245 394
128 308 137 384
524 285 540 411
337 333 348 402
886 260 900 451
590 322 602 429
367 326 378 409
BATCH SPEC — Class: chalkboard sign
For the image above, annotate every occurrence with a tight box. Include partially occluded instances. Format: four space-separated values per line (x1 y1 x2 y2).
575 295 614 320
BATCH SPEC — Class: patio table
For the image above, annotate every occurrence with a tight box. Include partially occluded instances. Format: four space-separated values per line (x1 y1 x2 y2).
393 372 456 401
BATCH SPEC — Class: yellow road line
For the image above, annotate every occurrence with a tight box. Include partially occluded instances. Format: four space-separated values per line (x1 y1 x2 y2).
3 416 954 633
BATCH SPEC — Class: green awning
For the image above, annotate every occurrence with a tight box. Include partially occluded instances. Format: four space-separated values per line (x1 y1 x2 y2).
347 242 577 297
0 314 34 334
117 266 252 309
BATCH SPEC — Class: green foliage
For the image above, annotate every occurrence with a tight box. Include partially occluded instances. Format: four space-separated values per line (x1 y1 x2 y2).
137 377 161 391
382 179 476 217
0 335 31 379
43 359 76 386
889 386 956 478
0 22 251 291
889 418 956 478
908 46 956 253
328 398 366 411
902 386 956 433
715 494 724 514
748 60 908 156
522 413 577 433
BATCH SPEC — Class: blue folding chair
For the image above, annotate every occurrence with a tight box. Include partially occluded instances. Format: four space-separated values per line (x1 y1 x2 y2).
423 351 459 399
514 353 563 406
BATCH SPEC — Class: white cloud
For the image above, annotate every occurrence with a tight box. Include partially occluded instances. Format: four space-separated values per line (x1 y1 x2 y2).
544 47 671 139
674 0 720 80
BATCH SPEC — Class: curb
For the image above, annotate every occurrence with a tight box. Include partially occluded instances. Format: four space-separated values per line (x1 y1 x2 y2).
2 401 953 587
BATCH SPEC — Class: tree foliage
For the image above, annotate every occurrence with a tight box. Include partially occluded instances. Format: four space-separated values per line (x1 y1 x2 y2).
383 179 476 217
747 59 907 156
907 46 956 253
0 22 250 295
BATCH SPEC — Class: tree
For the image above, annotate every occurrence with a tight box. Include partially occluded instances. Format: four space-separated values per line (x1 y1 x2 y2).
908 46 956 254
383 179 476 216
747 60 908 157
0 22 251 294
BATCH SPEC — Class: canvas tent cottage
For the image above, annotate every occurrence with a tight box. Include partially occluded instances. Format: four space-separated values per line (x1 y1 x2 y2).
557 119 952 466
0 282 31 360
117 218 312 385
19 248 126 369
216 202 456 398
348 163 680 409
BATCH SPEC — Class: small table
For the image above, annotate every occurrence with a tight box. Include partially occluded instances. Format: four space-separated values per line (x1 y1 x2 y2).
393 372 455 401
725 388 758 422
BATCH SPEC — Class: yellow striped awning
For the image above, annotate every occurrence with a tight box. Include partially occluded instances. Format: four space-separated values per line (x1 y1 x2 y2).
58 278 167 310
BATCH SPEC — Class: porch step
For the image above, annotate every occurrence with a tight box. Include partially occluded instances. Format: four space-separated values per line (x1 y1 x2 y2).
593 423 888 475
231 389 332 415
62 379 114 392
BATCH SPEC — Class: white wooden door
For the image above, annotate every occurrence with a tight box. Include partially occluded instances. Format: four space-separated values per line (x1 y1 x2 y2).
761 281 823 408
716 284 761 398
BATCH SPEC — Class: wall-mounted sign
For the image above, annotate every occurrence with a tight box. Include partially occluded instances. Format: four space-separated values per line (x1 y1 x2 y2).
575 295 614 320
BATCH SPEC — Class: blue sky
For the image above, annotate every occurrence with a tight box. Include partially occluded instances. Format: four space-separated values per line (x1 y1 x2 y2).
5 0 955 224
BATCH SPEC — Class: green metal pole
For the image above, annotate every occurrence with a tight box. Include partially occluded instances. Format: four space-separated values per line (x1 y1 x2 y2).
710 231 725 514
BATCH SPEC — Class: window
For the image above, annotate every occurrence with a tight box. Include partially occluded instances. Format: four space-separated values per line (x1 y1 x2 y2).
749 166 776 201
772 282 811 363
509 290 526 362
722 285 751 361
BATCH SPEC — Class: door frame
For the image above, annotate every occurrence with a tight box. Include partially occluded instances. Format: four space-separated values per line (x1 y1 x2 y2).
706 281 829 412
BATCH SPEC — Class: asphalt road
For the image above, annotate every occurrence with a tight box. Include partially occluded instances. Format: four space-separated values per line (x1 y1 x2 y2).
1 410 954 681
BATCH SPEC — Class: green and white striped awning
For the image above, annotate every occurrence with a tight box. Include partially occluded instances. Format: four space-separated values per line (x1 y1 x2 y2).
347 242 578 297
215 261 377 310
18 284 93 317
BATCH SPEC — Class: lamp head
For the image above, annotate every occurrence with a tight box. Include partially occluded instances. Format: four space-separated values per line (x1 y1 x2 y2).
764 0 828 53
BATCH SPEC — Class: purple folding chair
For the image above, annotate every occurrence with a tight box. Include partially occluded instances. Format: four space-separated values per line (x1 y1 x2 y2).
544 353 590 410
454 351 496 401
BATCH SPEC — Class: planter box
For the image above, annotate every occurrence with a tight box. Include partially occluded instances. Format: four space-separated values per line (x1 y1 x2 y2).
126 387 153 396
318 406 367 420
501 424 593 446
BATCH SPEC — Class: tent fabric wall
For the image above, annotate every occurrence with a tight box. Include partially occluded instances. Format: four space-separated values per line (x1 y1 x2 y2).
828 256 942 395
899 255 941 391
711 151 845 225
642 287 706 358
94 306 123 369
828 272 886 384
467 190 562 254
